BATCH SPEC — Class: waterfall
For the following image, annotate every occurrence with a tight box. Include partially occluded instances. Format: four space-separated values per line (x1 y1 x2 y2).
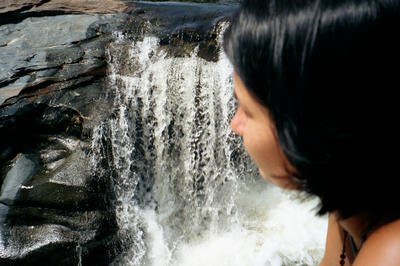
90 27 328 266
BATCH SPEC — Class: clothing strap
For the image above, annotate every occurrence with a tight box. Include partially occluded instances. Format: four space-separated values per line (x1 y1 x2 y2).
349 235 359 257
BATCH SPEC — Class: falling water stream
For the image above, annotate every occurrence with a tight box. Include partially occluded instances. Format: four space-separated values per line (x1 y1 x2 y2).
91 27 328 266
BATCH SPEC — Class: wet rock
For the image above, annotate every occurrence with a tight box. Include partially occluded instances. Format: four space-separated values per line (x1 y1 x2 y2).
0 98 119 264
125 1 237 61
0 13 128 105
0 2 126 263
0 0 127 25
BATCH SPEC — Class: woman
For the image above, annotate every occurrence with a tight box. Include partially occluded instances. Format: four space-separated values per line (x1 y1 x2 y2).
223 0 400 265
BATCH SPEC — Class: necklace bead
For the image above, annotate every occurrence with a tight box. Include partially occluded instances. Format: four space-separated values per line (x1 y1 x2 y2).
340 231 348 265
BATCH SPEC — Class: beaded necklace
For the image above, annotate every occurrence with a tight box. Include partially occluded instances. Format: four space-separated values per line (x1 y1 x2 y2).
339 230 368 265
339 231 348 266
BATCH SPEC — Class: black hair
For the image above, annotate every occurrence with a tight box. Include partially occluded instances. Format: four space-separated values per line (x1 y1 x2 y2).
224 0 400 218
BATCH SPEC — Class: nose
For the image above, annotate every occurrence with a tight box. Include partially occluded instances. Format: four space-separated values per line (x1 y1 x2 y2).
230 107 246 136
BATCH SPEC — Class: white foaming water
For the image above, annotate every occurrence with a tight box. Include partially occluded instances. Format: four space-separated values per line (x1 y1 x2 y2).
97 27 328 266
174 183 327 266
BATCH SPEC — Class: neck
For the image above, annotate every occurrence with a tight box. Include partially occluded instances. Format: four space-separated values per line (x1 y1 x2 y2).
337 212 398 249
336 212 370 249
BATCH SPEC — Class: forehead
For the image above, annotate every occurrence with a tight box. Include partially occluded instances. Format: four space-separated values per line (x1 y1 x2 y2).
233 72 249 100
233 72 261 106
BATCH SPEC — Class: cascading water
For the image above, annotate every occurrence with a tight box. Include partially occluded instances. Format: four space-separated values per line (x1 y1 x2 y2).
91 25 328 266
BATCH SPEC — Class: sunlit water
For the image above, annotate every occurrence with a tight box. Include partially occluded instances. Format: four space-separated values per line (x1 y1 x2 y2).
90 27 328 266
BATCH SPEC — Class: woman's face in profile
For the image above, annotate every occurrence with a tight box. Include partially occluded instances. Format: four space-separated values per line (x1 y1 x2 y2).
230 72 298 190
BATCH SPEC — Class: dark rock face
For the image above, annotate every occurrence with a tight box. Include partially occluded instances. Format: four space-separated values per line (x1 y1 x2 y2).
125 1 236 62
0 2 129 263
0 7 128 264
0 0 235 264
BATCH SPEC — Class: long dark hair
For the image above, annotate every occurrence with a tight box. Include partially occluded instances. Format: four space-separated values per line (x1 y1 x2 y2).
224 0 400 218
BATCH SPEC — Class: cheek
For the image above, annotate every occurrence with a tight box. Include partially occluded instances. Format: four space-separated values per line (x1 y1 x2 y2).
242 123 288 180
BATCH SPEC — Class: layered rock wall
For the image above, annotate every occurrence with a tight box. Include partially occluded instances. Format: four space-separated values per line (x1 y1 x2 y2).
1 1 129 264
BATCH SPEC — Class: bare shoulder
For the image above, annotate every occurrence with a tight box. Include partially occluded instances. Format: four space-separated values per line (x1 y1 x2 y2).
354 218 400 266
